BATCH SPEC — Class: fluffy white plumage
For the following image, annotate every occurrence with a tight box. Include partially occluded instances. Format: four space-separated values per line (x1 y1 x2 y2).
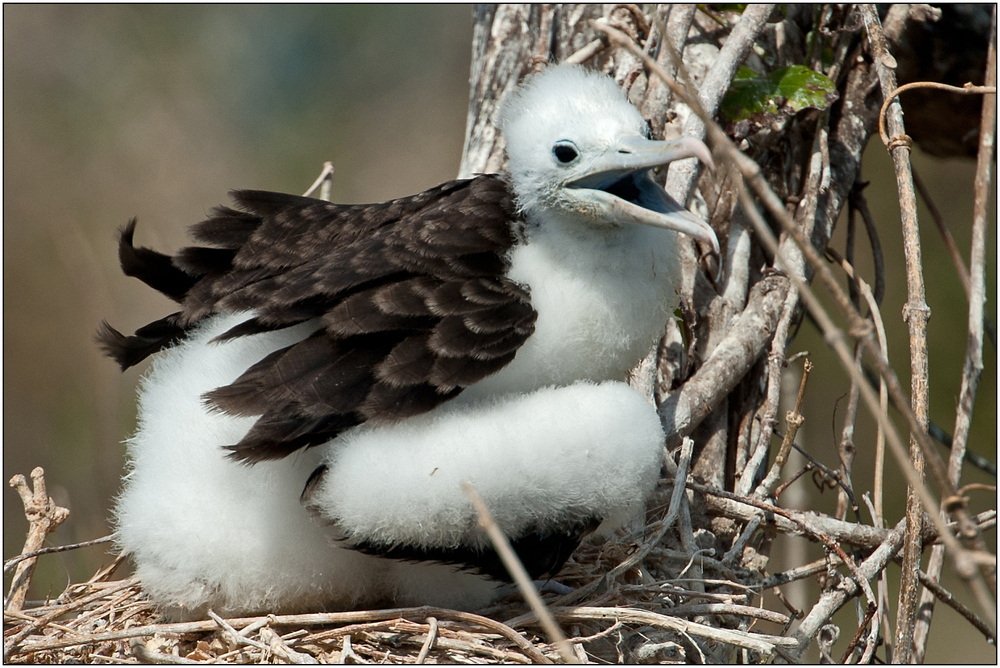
310 379 664 550
115 313 665 618
113 65 714 618
500 65 650 215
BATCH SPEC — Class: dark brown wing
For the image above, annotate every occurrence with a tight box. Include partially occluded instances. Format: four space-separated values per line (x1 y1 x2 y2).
98 175 536 463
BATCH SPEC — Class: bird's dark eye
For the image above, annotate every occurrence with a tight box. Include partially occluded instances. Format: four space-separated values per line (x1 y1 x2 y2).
553 141 579 164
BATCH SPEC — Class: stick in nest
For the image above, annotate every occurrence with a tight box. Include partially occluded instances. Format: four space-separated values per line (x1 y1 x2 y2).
6 468 70 613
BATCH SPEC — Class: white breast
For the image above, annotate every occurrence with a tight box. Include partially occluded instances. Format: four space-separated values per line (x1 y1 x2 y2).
462 216 681 400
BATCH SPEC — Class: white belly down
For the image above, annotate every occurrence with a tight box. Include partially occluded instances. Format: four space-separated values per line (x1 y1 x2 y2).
114 312 665 619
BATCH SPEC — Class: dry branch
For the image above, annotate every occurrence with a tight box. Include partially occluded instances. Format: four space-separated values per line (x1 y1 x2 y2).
5 468 70 614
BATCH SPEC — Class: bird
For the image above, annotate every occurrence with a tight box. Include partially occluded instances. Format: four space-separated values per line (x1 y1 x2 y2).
100 64 718 619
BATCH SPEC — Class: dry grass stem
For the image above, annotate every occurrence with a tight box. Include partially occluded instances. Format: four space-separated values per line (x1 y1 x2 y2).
461 482 574 663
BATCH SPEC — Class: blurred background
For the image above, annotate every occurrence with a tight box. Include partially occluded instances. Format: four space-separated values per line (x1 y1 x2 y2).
4 5 994 662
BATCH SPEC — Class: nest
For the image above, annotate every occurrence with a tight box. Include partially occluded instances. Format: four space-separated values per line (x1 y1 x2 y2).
4 465 808 664
11 458 993 663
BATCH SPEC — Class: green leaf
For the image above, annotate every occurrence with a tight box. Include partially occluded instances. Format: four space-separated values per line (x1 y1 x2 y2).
721 64 836 122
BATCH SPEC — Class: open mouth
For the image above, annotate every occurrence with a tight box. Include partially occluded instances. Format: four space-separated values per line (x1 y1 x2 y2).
568 169 661 217
568 168 648 206
599 174 644 205
565 169 720 254
559 135 719 252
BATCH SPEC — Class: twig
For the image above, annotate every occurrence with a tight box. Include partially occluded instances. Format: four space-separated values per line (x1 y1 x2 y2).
834 204 873 522
762 556 842 590
3 535 115 574
913 8 999 659
859 9 933 658
788 441 858 514
302 161 335 200
848 182 886 306
824 244 890 524
414 616 438 664
773 463 814 499
665 602 789 626
836 344 863 521
507 605 799 657
208 609 270 654
5 468 70 613
916 569 997 644
566 621 624 645
259 626 319 664
787 518 906 661
129 638 204 665
339 634 365 664
722 514 761 565
738 286 800 497
563 37 606 65
461 482 574 664
860 494 893 663
754 359 812 497
859 596 884 664
608 438 693 580
877 81 998 148
839 603 877 664
3 609 84 637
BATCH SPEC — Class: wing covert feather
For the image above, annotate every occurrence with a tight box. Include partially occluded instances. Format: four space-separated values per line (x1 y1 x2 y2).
100 175 536 462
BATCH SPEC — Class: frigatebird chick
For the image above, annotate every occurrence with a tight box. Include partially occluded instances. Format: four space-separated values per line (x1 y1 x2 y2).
101 64 718 619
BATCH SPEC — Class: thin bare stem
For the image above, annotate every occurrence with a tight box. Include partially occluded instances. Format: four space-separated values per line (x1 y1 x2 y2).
609 439 694 579
839 603 877 663
507 606 799 657
461 482 574 664
917 569 997 644
913 7 998 660
564 37 606 65
738 286 800 497
877 81 998 148
414 616 438 664
3 535 114 574
302 161 335 200
754 359 812 498
859 8 932 658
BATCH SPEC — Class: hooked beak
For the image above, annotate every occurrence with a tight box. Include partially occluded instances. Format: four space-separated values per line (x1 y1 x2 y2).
565 136 720 254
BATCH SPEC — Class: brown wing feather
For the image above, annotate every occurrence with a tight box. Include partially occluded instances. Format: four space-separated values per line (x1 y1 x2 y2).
100 175 536 463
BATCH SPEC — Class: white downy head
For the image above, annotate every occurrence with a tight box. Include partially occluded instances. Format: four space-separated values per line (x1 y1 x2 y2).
498 65 718 251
